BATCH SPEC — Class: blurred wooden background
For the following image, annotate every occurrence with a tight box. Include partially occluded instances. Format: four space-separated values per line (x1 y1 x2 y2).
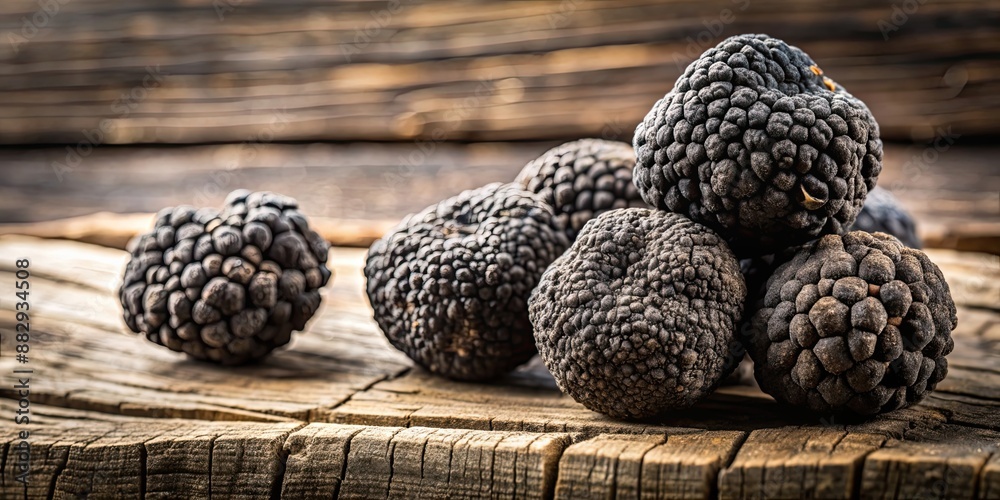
0 0 997 253
0 0 997 144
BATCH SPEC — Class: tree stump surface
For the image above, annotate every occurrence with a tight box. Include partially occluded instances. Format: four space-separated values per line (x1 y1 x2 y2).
0 236 997 499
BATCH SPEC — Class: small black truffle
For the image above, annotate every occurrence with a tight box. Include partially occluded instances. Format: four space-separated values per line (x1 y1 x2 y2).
119 190 332 364
529 209 746 419
849 186 921 248
744 231 956 417
633 34 883 255
365 183 569 381
515 139 647 241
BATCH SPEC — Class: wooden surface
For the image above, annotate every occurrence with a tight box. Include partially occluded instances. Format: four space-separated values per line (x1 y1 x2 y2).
0 236 997 499
1 141 998 255
0 0 997 145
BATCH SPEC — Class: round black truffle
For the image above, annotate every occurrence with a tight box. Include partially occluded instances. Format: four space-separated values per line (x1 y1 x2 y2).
848 186 920 248
119 190 332 365
744 231 956 417
515 139 647 241
633 34 883 255
529 209 746 419
365 183 569 381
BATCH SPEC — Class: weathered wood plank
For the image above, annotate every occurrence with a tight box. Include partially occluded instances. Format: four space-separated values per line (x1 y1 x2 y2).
280 423 366 498
336 426 570 499
859 426 1000 499
0 237 410 424
1 142 997 254
718 427 887 499
554 433 667 499
144 427 221 499
0 422 114 498
0 398 308 499
0 236 996 435
0 400 577 500
0 236 998 497
554 431 747 500
0 1 997 143
640 431 747 500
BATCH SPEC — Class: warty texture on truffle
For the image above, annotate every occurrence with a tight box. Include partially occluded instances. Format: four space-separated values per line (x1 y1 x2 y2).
119 190 332 365
848 186 921 248
633 34 883 255
745 231 956 417
529 208 746 420
365 183 569 381
515 138 647 241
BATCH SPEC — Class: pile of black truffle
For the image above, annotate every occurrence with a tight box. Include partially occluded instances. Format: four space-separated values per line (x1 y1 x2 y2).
364 34 957 421
116 34 951 423
116 34 953 422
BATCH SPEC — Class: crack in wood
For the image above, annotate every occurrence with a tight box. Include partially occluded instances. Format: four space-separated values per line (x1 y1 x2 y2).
331 428 363 499
207 435 216 500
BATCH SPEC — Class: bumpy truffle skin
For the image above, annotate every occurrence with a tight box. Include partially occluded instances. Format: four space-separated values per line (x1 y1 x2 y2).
745 231 956 417
849 187 920 248
119 190 332 365
633 34 883 255
515 139 647 241
365 183 569 381
529 209 746 419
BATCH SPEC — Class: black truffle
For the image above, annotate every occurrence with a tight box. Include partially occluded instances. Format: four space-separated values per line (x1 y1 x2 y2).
365 183 569 381
529 209 746 419
744 231 956 417
633 34 883 255
849 186 921 248
119 190 332 365
515 139 647 241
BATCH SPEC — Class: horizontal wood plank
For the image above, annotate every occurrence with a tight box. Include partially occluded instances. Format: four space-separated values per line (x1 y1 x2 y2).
0 1 997 144
859 426 1000 499
0 142 997 254
718 427 886 499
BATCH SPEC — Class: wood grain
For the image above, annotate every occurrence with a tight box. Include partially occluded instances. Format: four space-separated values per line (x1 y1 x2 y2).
555 431 746 500
718 427 886 499
0 236 997 498
0 1 996 144
859 426 1000 499
0 141 997 254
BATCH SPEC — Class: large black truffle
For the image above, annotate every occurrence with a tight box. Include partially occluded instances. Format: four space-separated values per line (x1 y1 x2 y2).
119 190 332 364
745 231 956 417
633 34 883 255
849 187 921 248
365 183 569 381
515 139 647 241
529 209 746 419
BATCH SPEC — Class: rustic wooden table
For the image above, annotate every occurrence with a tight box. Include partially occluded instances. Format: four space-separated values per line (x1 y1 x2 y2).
1 0 997 495
0 234 996 499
